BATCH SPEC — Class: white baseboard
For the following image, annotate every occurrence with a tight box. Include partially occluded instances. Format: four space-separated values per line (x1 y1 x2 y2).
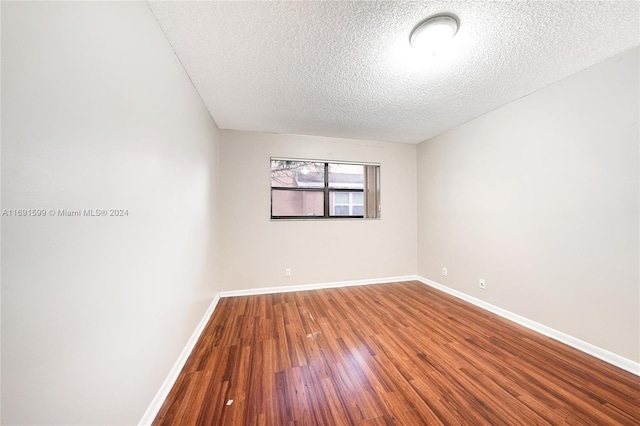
417 276 640 376
138 293 221 425
219 275 418 298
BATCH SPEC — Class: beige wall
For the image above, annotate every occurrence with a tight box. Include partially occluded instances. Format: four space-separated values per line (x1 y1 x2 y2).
1 2 221 424
417 47 639 362
219 130 417 291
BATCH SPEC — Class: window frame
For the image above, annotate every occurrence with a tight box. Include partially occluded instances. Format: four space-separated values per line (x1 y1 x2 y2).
270 158 380 220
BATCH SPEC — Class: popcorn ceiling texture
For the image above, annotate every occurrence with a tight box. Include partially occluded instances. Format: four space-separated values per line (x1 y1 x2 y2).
149 1 639 144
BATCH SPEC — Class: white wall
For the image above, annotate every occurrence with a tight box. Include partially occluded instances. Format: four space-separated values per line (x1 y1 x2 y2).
219 130 417 291
1 2 220 425
417 47 639 362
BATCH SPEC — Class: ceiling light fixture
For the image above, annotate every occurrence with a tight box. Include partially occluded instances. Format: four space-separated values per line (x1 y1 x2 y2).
410 14 459 52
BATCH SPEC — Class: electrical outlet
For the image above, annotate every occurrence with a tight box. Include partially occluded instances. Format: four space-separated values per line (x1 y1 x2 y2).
285 268 292 277
479 278 486 289
442 267 448 276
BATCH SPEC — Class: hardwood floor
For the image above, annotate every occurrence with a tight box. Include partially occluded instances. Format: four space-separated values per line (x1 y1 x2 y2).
152 281 640 425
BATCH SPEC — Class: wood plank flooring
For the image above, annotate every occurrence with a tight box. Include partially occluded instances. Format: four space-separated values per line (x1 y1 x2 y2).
153 281 640 425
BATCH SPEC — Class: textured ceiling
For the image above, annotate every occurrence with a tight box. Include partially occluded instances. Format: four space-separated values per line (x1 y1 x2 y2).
149 1 639 144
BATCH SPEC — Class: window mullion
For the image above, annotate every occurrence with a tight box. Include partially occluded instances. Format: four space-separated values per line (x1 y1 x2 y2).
349 192 353 215
324 163 330 218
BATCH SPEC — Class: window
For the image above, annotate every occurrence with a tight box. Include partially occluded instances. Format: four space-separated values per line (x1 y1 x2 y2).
270 159 380 219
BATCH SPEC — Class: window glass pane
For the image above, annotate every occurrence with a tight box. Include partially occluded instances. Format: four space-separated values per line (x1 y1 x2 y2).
334 206 349 215
271 161 324 188
352 192 363 204
328 163 363 189
334 192 349 204
271 189 324 217
353 206 364 215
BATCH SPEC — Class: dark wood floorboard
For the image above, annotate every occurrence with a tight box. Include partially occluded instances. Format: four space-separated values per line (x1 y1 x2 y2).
152 281 640 425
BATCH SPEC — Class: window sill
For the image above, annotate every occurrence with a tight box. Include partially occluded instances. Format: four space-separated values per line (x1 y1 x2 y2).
270 217 381 222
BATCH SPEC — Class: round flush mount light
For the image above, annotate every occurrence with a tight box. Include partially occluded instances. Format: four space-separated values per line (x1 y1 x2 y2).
410 14 459 51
